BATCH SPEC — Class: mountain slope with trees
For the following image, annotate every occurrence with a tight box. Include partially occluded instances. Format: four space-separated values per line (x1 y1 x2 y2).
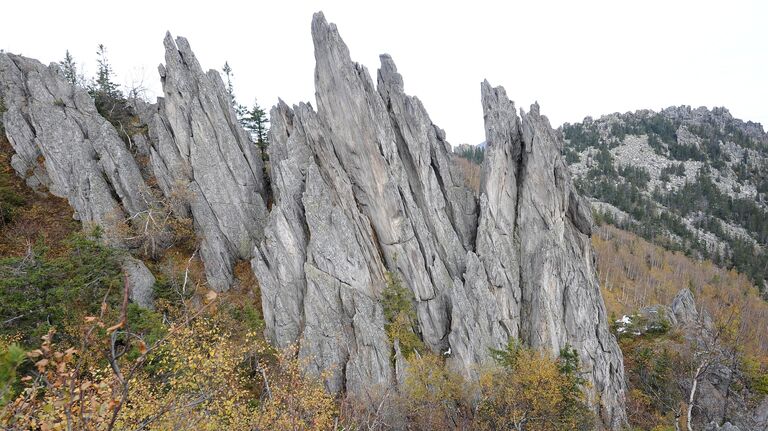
562 106 768 291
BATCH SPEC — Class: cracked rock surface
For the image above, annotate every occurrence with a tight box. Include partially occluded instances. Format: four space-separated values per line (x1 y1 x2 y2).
0 53 149 225
0 52 158 308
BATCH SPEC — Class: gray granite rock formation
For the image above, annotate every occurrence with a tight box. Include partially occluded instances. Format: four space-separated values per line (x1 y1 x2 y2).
0 53 149 225
0 52 157 309
0 14 628 428
251 12 627 428
147 33 269 291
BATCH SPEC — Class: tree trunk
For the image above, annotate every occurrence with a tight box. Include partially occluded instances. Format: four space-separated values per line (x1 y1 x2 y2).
688 363 706 431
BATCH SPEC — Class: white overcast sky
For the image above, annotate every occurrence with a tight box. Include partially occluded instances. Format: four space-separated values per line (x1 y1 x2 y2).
2 0 766 145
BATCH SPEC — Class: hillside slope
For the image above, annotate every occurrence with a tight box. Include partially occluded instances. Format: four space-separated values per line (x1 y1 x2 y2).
592 224 768 429
562 106 768 290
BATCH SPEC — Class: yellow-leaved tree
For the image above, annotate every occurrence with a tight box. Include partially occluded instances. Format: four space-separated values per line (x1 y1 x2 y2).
474 340 594 431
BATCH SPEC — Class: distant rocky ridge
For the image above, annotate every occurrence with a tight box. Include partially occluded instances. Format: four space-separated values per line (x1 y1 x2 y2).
0 12 627 428
562 106 768 290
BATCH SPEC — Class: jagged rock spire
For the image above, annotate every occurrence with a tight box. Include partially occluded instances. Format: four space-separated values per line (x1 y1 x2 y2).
146 32 269 291
0 53 149 225
481 81 626 428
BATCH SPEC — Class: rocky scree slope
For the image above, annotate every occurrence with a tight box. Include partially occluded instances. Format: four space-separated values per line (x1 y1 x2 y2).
562 107 768 290
1 12 626 428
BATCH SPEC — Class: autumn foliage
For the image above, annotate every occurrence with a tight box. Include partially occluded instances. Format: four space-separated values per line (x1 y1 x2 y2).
0 290 336 431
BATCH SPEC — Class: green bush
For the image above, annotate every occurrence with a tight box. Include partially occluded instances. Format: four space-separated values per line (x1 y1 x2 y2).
222 301 265 334
0 173 25 226
742 356 768 396
0 343 25 407
382 271 424 359
0 233 123 345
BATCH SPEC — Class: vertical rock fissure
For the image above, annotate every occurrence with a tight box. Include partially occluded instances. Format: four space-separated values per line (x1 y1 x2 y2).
513 121 527 343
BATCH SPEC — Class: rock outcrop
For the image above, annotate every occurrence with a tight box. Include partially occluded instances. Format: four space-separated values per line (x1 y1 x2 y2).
123 256 157 310
705 422 741 431
671 287 701 326
630 289 768 430
0 52 157 307
480 82 626 426
252 12 626 428
0 53 149 226
145 33 269 291
0 12 628 428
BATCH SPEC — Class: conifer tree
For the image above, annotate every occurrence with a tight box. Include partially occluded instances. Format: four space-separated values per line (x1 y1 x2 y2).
94 44 119 98
59 50 79 86
221 61 249 123
222 62 235 102
245 100 269 150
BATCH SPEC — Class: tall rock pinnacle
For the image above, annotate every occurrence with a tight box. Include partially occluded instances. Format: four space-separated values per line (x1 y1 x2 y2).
146 33 269 291
481 81 627 427
253 12 627 428
0 12 627 428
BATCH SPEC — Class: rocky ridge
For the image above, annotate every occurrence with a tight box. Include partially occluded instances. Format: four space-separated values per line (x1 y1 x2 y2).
0 12 627 428
0 52 155 305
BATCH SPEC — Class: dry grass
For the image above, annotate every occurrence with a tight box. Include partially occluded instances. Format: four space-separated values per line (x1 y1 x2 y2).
0 135 78 257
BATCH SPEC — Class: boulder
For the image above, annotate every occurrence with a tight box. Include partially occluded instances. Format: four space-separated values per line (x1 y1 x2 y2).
122 256 156 310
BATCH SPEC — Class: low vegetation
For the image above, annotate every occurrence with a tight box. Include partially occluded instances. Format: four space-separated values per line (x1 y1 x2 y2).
452 155 481 193
382 271 424 360
593 224 768 430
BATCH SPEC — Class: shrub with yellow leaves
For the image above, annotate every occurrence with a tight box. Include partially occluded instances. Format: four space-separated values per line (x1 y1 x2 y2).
1 281 338 431
1 328 116 430
474 340 594 431
401 353 472 429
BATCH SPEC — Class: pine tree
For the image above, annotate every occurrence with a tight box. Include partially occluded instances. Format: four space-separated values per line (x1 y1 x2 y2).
221 62 250 125
245 100 269 150
87 45 136 144
222 62 235 103
59 50 79 86
94 44 119 98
